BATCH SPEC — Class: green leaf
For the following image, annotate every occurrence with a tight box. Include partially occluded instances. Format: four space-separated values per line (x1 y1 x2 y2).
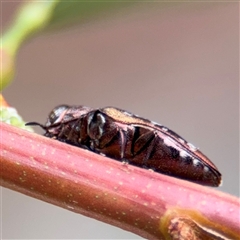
0 107 33 132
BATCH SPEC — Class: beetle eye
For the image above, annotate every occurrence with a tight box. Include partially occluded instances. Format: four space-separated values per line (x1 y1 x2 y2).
46 105 70 126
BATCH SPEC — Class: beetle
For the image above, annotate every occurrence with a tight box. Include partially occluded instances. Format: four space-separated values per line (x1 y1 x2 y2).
26 105 222 187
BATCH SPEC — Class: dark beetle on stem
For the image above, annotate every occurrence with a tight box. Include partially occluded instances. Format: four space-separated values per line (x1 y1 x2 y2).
26 105 222 187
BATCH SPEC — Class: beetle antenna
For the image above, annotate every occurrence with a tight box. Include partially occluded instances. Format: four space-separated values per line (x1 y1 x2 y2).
25 122 46 130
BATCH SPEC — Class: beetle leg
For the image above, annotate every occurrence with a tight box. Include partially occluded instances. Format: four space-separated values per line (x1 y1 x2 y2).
132 129 155 155
56 124 69 140
142 132 158 165
132 129 156 165
66 119 82 144
118 128 127 159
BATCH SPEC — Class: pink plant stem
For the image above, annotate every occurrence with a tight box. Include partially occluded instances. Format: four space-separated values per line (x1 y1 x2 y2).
0 122 239 239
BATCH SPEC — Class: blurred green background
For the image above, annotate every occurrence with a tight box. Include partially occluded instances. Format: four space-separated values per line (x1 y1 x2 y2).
1 1 239 239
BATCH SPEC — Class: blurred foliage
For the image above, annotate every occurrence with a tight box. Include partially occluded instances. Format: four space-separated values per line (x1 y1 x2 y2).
46 1 135 30
1 1 59 90
1 0 138 91
0 0 141 128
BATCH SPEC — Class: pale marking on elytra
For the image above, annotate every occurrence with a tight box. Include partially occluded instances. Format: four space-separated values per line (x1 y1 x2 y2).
178 138 185 144
204 166 209 172
123 111 133 116
180 150 188 158
193 159 199 166
187 142 198 151
163 136 173 146
162 127 168 132
151 120 162 126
